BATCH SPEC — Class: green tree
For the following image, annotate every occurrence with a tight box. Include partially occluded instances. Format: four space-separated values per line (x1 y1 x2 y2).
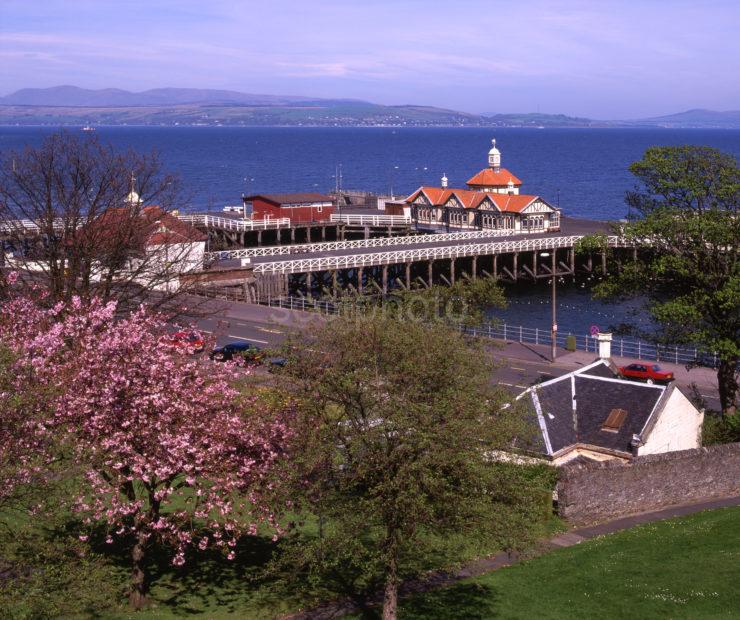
276 315 542 620
594 146 739 415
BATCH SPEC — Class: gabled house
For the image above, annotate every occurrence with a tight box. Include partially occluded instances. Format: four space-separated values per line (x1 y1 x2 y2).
516 359 704 465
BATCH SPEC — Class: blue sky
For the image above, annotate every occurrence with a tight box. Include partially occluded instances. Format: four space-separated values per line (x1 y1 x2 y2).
1 0 739 118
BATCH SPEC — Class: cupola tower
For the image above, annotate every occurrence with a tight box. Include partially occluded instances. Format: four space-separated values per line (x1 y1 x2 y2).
488 138 501 172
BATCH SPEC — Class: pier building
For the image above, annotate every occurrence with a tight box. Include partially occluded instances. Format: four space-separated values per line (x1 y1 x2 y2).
242 193 335 224
406 139 560 233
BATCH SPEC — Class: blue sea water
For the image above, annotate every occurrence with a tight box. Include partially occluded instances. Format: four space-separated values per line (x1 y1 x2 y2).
1 126 739 218
2 126 738 337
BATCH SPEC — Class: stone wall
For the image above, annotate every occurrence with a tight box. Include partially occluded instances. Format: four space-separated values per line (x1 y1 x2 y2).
557 442 740 525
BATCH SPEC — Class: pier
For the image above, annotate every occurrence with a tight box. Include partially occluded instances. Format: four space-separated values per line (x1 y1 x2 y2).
192 217 626 301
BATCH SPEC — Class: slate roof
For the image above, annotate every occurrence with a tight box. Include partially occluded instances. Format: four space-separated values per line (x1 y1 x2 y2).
519 359 669 458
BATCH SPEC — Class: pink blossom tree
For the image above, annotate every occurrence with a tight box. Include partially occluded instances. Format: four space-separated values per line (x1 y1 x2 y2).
0 281 293 609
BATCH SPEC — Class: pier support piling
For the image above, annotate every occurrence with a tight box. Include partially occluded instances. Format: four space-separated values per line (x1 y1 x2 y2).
357 267 364 293
382 265 388 296
405 262 411 289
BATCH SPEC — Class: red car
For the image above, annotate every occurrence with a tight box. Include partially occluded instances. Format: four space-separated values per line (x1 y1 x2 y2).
164 330 205 354
618 363 674 384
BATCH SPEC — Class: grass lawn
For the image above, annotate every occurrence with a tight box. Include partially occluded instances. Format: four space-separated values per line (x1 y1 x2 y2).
389 506 740 620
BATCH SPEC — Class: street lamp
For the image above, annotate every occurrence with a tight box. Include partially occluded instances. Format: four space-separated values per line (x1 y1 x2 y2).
540 251 558 362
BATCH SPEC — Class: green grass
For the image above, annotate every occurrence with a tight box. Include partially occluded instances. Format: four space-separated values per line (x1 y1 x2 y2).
388 506 740 619
0 463 559 618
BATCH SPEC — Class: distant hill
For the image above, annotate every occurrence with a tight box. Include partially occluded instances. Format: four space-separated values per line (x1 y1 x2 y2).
482 112 605 127
0 85 317 107
0 86 489 127
631 109 740 129
2 87 739 128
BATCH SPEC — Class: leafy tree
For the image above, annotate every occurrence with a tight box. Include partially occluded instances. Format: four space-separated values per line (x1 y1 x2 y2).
275 315 541 620
593 146 739 415
0 283 293 609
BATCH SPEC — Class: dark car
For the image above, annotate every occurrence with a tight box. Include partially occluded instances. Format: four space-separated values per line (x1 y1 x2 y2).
618 363 674 384
209 341 260 362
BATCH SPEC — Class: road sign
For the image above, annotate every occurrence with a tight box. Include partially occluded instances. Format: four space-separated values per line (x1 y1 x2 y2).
590 325 599 337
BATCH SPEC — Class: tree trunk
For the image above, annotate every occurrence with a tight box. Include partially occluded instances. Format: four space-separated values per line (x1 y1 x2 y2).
128 530 149 609
382 556 398 620
382 530 399 620
717 357 738 416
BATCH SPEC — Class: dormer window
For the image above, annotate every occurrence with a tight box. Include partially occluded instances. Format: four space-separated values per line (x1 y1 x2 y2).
602 408 628 433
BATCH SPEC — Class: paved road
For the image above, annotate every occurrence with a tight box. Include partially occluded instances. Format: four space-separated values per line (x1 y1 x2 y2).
186 296 721 410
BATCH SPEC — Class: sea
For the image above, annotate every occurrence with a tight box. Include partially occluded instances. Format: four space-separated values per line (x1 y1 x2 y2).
2 126 739 337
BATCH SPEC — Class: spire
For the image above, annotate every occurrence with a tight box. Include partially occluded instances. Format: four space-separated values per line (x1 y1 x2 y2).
126 171 141 205
488 138 501 172
441 172 448 188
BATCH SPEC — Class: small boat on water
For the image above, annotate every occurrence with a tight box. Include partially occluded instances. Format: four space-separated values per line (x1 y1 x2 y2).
82 125 96 132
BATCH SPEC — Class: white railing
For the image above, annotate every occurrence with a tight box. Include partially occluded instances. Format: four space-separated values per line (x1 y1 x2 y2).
246 295 719 368
0 218 69 234
330 214 412 226
204 228 548 261
461 323 719 367
177 214 291 231
250 235 626 274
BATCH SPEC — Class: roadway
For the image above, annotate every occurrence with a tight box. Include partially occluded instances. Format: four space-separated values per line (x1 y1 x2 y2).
187 296 721 411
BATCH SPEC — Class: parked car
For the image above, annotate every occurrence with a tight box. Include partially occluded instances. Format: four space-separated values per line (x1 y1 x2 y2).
210 342 287 368
209 341 260 363
164 330 205 354
618 363 674 384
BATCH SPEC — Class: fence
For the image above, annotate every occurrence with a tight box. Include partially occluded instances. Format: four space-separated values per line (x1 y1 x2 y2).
177 214 291 231
330 214 411 226
247 295 719 368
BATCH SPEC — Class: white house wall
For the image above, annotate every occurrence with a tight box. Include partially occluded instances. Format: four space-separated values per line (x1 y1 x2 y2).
637 388 704 456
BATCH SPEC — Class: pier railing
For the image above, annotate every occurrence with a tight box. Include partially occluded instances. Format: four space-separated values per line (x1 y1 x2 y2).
250 234 626 274
243 294 718 368
330 214 412 226
178 214 291 231
204 228 541 261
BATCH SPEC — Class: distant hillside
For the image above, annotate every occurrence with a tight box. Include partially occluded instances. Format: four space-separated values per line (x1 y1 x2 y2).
631 109 740 129
2 87 739 128
0 86 489 127
0 85 316 107
482 112 606 127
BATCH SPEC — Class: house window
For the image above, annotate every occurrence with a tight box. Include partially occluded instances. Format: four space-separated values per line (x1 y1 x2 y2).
317 206 323 213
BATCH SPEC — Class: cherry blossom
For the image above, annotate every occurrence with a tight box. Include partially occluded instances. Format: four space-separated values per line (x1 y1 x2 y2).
0 277 293 608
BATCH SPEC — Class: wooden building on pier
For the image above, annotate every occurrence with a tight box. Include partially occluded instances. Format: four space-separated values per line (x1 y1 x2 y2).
406 139 560 233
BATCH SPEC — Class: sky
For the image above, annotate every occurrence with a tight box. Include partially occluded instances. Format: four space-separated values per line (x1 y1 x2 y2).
1 0 739 119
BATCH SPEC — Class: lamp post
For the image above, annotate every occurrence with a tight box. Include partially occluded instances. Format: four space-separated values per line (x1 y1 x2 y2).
540 251 558 361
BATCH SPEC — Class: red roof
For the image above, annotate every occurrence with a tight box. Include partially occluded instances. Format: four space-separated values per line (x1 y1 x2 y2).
80 205 206 251
466 167 522 187
141 206 207 246
405 187 544 214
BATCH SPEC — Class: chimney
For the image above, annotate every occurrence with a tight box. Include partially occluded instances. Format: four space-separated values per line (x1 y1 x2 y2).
597 332 612 360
